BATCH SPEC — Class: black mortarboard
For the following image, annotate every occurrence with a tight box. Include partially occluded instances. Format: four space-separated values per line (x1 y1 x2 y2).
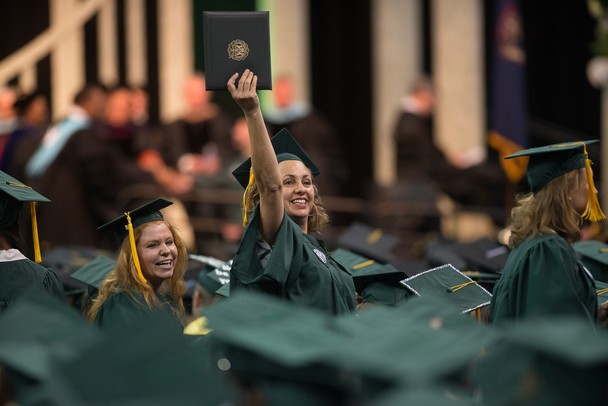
336 222 399 265
401 264 493 314
573 240 608 283
232 127 320 189
97 198 173 284
70 255 116 290
0 170 50 262
505 140 605 221
203 11 272 90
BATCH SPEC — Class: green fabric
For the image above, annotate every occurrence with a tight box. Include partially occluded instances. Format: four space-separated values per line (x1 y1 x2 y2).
490 234 598 325
573 240 608 283
0 170 50 229
230 206 356 315
94 290 183 332
360 282 410 307
0 256 66 313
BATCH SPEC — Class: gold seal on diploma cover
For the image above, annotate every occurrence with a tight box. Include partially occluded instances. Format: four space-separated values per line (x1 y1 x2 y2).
227 39 249 61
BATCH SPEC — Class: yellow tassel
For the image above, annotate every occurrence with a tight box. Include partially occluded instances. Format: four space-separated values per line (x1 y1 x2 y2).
447 280 476 292
125 212 147 283
242 170 255 227
581 144 606 222
30 202 42 263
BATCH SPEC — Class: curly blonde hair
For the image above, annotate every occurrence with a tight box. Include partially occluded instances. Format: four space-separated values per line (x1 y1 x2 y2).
509 170 583 248
86 220 187 322
243 179 329 233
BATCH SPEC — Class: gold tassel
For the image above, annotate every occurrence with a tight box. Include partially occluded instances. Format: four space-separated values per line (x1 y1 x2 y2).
581 144 606 222
125 212 147 283
242 170 255 227
30 202 42 263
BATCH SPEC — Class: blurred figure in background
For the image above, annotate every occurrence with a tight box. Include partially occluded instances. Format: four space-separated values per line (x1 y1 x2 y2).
264 74 348 196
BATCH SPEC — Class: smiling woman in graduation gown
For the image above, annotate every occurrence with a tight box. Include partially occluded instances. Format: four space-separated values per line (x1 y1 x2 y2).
86 199 187 331
490 141 603 325
227 70 355 315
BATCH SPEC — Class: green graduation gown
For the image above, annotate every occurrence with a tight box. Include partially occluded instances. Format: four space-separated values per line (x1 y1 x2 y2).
230 207 356 315
490 234 598 325
0 249 66 312
94 290 184 332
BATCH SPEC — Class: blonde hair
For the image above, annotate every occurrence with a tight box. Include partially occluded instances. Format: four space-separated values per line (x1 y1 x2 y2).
243 179 329 233
509 170 582 248
86 220 187 322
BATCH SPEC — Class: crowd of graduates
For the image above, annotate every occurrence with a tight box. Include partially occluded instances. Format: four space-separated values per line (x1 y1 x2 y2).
2 70 608 405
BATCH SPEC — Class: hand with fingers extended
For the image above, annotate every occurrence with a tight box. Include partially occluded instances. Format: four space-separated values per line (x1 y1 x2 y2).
227 69 260 114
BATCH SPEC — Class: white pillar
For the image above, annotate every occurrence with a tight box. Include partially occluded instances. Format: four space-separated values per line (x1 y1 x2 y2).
432 0 484 156
98 0 118 86
157 0 193 122
260 0 310 108
126 0 147 87
372 0 422 186
50 0 85 120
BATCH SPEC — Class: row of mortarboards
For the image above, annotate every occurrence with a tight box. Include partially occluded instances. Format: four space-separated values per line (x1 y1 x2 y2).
1 85 608 402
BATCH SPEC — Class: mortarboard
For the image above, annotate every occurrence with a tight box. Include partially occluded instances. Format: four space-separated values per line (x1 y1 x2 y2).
336 222 399 265
595 279 608 305
97 198 173 284
573 240 608 283
505 140 605 222
331 248 410 306
203 11 272 90
401 264 493 315
232 128 319 225
473 316 608 405
197 267 230 296
69 255 116 290
0 170 50 263
215 282 230 298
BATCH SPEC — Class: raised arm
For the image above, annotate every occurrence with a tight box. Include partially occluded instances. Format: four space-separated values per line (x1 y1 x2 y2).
228 70 284 245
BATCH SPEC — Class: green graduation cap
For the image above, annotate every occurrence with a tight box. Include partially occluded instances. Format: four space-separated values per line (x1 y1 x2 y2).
332 248 410 306
573 240 608 283
215 282 230 298
197 267 230 295
402 264 493 314
505 140 605 222
97 198 173 284
595 279 608 305
0 170 50 263
231 127 320 189
70 255 116 290
336 222 399 265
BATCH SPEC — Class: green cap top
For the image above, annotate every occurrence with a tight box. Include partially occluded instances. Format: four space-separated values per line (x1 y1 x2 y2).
70 255 116 289
97 198 173 242
331 248 408 293
0 170 49 229
402 264 493 314
232 128 320 189
198 267 230 295
505 140 598 193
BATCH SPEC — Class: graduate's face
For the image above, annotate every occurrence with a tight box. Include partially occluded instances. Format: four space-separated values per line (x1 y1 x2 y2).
137 222 178 288
279 160 314 229
572 167 590 214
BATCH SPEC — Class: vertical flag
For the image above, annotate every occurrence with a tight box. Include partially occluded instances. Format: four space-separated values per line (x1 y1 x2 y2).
488 0 528 184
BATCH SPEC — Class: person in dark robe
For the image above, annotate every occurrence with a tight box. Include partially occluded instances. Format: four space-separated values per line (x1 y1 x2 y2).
23 83 164 251
264 74 348 196
227 70 356 316
0 171 65 313
86 198 187 331
490 141 608 326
